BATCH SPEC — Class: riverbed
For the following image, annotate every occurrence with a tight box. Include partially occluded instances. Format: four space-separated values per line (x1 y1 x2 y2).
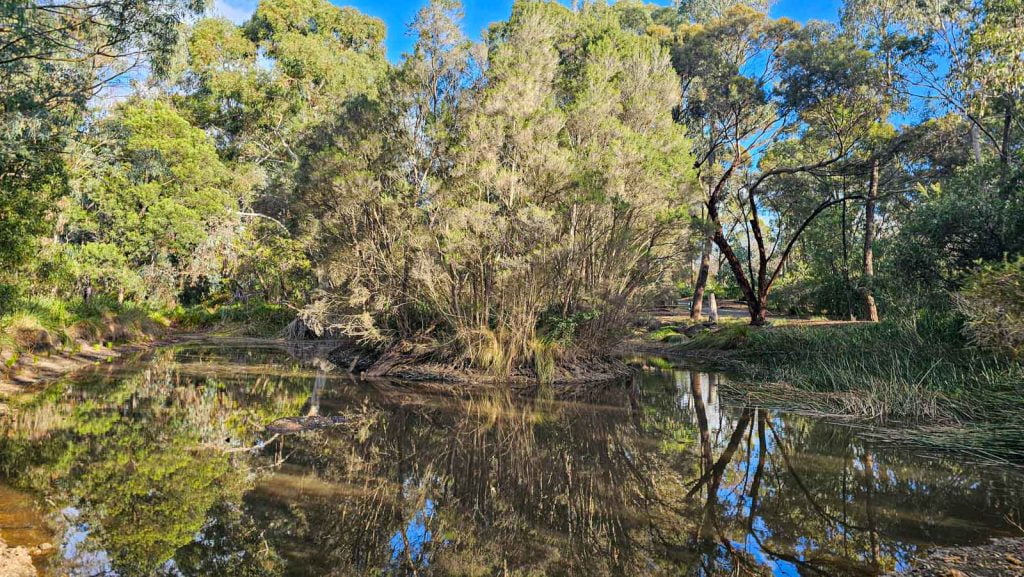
1 343 1021 576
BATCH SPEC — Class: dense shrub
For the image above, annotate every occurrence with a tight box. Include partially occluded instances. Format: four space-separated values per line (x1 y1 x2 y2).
957 257 1024 358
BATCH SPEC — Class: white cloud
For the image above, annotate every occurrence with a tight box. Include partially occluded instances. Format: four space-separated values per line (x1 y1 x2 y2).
210 0 258 24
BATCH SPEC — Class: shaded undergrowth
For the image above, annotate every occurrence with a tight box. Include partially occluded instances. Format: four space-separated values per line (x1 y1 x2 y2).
169 301 294 338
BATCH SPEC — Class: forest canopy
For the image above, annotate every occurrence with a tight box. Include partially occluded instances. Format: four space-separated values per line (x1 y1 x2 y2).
2 0 1023 374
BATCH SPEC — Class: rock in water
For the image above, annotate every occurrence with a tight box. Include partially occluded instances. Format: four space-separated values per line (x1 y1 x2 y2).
0 537 37 577
266 415 347 434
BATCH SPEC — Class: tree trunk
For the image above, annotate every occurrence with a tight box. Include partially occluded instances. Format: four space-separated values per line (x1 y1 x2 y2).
862 159 880 322
690 236 713 321
749 297 768 326
690 372 712 472
863 450 881 570
708 292 718 323
712 227 759 324
1000 95 1014 166
307 371 325 417
841 194 855 321
970 122 983 163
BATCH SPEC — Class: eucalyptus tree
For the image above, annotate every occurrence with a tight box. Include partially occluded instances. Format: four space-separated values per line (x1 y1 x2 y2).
839 1 921 321
842 0 1022 320
177 0 390 303
677 0 773 23
0 0 205 287
59 99 243 305
966 0 1023 168
842 0 1021 167
665 0 775 320
672 7 886 325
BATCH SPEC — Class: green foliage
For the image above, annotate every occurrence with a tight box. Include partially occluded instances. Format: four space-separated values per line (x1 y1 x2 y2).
172 0 391 312
887 162 1024 306
1 0 205 278
647 326 684 343
965 0 1024 129
0 295 170 368
676 0 772 23
957 257 1024 358
0 350 304 575
1 0 1022 391
681 324 754 350
171 301 294 337
59 99 242 305
539 311 602 345
294 1 697 371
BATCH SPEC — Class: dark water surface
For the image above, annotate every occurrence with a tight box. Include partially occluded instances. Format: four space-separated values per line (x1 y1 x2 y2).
1 345 1022 576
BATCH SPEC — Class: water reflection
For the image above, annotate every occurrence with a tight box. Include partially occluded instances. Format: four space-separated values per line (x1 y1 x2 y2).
0 346 1021 576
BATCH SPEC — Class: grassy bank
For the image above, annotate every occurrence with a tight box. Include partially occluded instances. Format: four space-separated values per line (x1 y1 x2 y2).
1 297 170 359
1 297 293 352
0 296 172 389
680 319 1024 459
1 297 293 387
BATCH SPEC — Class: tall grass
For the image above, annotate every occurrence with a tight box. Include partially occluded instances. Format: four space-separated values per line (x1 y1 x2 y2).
1 296 169 360
687 318 1024 426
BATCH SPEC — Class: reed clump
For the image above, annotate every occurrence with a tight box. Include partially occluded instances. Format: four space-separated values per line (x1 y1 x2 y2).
691 319 1024 427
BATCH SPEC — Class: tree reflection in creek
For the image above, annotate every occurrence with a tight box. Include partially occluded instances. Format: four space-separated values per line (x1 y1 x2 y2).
1 346 1022 577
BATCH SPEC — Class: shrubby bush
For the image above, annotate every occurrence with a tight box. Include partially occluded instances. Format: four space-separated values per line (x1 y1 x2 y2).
957 257 1024 358
294 3 698 373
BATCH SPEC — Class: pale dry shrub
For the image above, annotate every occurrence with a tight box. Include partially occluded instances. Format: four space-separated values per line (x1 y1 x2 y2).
293 3 698 376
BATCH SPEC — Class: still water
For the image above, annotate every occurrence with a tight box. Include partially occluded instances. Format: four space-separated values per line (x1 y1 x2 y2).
1 345 1022 577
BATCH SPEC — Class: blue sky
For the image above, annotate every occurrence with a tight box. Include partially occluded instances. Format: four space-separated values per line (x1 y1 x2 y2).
211 0 843 61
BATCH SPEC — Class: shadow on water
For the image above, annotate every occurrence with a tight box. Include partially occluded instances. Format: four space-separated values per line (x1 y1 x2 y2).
0 345 1022 576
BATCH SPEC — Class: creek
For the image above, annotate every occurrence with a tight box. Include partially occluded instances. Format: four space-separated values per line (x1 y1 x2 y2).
1 344 1021 576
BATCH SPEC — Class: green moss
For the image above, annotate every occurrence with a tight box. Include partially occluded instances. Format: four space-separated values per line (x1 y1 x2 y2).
647 326 681 342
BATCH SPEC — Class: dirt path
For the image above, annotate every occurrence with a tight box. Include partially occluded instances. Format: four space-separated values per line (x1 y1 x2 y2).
649 299 873 327
648 299 752 324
